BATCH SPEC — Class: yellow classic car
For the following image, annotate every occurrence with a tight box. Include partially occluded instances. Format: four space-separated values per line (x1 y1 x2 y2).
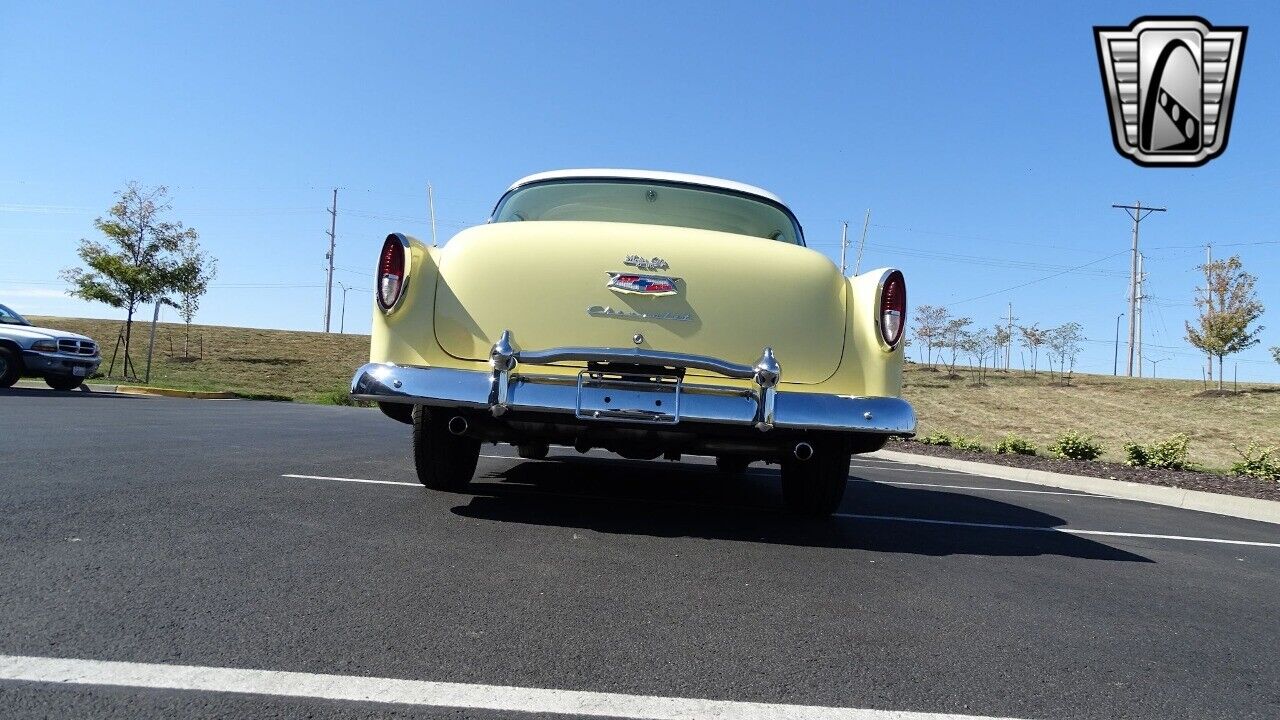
351 169 915 515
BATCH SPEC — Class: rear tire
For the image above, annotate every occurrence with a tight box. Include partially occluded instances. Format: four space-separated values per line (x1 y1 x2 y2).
715 456 751 476
780 441 851 517
516 443 549 460
45 375 83 391
0 347 20 388
412 406 481 491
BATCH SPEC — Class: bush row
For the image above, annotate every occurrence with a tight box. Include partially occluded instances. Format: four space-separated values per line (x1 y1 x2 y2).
914 431 1279 483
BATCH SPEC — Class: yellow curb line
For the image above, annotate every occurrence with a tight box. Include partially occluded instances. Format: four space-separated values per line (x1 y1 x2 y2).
114 386 237 400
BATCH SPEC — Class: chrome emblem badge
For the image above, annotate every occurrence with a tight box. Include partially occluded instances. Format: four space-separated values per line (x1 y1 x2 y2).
623 255 669 271
1095 16 1247 167
587 305 691 322
605 272 680 297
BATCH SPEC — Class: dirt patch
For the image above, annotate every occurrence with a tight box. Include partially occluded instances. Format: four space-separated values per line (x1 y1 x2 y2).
888 439 1280 502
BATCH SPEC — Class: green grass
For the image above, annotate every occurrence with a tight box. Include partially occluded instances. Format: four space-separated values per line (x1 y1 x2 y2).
29 316 1280 469
30 315 369 404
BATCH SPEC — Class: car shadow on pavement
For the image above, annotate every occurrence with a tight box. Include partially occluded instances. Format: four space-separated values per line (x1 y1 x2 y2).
0 387 139 399
450 457 1151 562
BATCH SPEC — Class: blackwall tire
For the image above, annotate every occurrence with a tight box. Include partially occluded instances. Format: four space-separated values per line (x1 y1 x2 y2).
0 348 20 388
516 444 549 460
45 375 84 391
412 406 481 491
780 442 851 517
715 456 751 477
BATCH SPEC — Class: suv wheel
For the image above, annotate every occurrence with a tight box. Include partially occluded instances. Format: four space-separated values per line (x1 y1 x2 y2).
0 347 19 388
780 440 851 516
45 375 83 391
412 406 481 491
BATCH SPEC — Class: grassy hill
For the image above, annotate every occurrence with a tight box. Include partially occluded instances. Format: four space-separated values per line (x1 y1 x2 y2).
29 315 368 404
28 316 1280 469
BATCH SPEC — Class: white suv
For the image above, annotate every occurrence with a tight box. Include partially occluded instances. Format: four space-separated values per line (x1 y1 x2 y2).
0 304 101 390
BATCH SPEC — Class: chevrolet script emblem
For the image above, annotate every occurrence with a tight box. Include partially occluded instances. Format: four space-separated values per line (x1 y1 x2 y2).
623 255 669 271
1095 16 1247 167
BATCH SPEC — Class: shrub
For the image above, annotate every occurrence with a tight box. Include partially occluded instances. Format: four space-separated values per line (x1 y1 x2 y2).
1124 434 1191 470
918 432 954 447
1048 431 1103 461
994 434 1037 456
950 435 986 453
1230 442 1280 482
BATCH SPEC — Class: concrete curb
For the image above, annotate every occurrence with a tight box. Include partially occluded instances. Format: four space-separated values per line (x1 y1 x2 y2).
13 380 120 393
114 385 237 400
866 448 1280 526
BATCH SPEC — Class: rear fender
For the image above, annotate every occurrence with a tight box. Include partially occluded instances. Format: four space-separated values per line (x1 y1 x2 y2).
807 268 905 397
369 233 453 367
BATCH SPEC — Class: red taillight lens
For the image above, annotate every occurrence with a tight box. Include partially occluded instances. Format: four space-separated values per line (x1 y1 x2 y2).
377 235 406 310
879 270 906 348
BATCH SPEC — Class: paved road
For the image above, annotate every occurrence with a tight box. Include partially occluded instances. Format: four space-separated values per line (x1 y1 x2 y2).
1 388 1277 719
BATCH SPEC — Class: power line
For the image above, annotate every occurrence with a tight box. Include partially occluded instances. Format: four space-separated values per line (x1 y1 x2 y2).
947 250 1130 305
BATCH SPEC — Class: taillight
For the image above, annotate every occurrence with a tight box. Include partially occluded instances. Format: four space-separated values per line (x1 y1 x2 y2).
879 270 906 348
377 234 408 311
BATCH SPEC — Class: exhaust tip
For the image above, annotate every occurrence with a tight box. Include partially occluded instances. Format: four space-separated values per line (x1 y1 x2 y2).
793 442 814 461
447 416 469 436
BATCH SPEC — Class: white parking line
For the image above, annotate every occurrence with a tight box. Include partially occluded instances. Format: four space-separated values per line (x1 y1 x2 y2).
278 473 1280 549
850 464 975 476
0 653 1024 720
855 480 1098 498
281 474 419 487
838 513 1280 548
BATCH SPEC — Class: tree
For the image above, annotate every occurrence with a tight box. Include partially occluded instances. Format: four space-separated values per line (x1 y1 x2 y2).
61 183 199 378
960 327 994 385
173 247 218 357
1272 346 1280 365
1017 323 1047 375
1185 256 1265 391
1047 322 1083 384
939 316 973 375
993 323 1013 373
912 305 950 367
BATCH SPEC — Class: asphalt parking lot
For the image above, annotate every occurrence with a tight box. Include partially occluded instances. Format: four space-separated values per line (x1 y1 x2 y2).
1 389 1278 719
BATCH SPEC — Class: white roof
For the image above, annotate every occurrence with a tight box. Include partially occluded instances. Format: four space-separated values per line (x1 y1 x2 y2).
507 169 789 208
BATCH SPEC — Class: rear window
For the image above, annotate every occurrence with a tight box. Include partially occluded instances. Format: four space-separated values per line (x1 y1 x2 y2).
492 180 803 245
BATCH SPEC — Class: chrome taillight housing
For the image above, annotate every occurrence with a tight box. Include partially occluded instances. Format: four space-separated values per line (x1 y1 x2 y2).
377 234 409 311
878 270 906 349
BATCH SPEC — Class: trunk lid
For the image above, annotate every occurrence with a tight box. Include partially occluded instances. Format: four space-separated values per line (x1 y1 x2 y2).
433 221 846 384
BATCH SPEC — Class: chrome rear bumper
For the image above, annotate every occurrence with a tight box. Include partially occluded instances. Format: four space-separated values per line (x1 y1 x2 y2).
351 333 915 436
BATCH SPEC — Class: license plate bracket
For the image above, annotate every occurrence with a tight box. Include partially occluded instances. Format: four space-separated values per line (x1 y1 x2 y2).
575 370 681 424
72 366 87 377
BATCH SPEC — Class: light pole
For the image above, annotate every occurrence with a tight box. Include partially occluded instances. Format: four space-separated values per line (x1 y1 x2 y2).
1147 357 1166 378
1113 312 1124 376
337 282 351 334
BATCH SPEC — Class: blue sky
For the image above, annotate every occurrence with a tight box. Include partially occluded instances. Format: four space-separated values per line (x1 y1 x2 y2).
2 1 1278 382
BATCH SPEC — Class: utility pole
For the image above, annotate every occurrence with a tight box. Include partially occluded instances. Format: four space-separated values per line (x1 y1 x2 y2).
324 188 338 333
1204 243 1213 383
1112 201 1165 376
853 209 870 276
1112 312 1124 375
1005 302 1014 371
337 282 350 334
1136 253 1145 377
838 221 849 275
428 182 438 246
